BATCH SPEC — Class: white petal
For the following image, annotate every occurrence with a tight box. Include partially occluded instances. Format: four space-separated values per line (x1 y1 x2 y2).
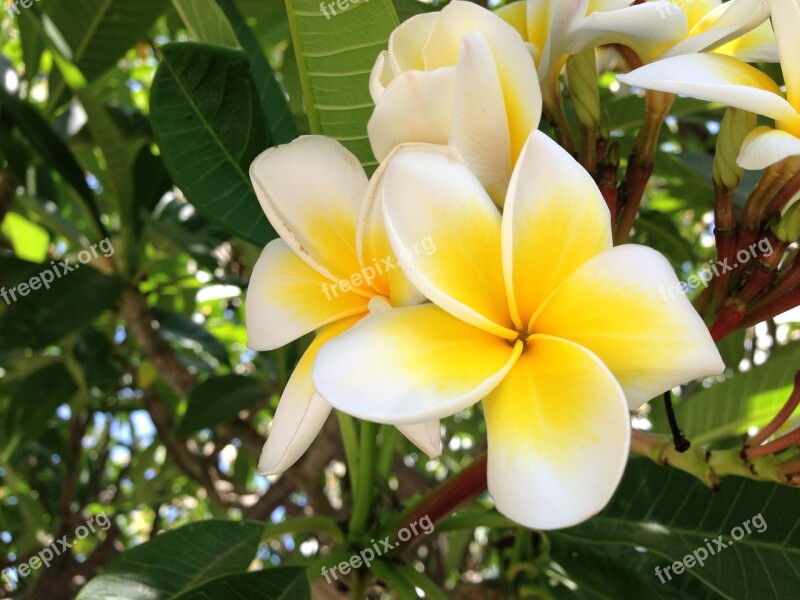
246 239 368 350
259 392 331 475
313 304 522 425
569 3 688 64
356 144 429 305
737 126 800 169
369 50 394 103
389 12 438 73
502 131 612 328
367 68 456 163
424 1 541 159
662 0 771 59
771 0 800 110
450 32 512 204
617 53 800 129
258 318 359 475
484 335 630 530
532 245 725 408
397 421 442 458
380 145 516 338
250 136 369 288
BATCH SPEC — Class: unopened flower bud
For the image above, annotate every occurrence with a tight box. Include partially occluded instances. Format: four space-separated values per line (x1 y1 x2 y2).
566 48 601 130
775 195 800 243
713 108 756 190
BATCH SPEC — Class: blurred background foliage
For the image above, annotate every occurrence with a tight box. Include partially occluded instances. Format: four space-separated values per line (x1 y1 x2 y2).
0 0 798 598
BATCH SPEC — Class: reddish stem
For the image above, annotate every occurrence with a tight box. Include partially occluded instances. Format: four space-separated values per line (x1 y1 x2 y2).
394 454 488 537
711 185 737 312
752 252 800 311
709 299 747 342
740 286 800 329
746 372 800 448
745 426 800 459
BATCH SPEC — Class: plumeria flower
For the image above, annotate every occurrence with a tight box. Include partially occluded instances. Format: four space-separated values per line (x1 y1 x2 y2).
368 0 541 205
591 0 774 64
246 136 441 475
496 0 774 106
313 132 724 529
496 0 680 105
618 0 800 170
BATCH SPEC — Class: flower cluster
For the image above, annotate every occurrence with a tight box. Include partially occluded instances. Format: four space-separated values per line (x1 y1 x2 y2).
238 0 800 530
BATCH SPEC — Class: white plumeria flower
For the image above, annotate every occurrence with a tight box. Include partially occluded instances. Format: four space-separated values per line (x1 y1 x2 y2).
618 0 800 170
496 0 774 105
246 136 441 475
313 131 724 530
368 0 541 205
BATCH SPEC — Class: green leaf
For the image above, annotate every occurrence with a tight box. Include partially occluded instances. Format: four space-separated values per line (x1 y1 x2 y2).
0 87 104 236
549 536 681 600
0 257 124 353
17 10 47 85
150 43 273 245
1 363 77 461
633 209 696 266
77 520 266 600
215 0 299 145
285 0 399 168
562 458 800 599
650 354 800 444
156 310 231 372
178 375 264 435
0 212 50 263
77 88 137 269
172 0 240 48
44 0 169 103
171 567 310 600
392 0 437 22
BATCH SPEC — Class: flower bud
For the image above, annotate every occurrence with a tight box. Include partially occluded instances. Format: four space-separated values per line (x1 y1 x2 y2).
713 108 756 190
566 48 600 131
775 194 800 243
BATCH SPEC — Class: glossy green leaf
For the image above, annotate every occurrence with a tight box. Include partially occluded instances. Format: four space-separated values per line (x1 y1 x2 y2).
172 0 240 48
215 0 299 145
562 458 800 599
650 353 800 444
45 0 169 81
150 43 273 245
77 88 137 269
0 257 124 353
177 375 264 435
171 567 310 600
77 520 266 599
0 86 104 236
285 0 399 168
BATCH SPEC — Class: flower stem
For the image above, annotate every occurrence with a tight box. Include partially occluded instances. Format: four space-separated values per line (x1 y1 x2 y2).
349 420 378 539
745 371 800 449
615 91 674 245
543 97 577 155
710 185 737 312
386 454 488 541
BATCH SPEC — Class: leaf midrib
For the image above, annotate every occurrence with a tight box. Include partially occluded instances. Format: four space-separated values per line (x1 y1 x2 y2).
159 50 252 198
